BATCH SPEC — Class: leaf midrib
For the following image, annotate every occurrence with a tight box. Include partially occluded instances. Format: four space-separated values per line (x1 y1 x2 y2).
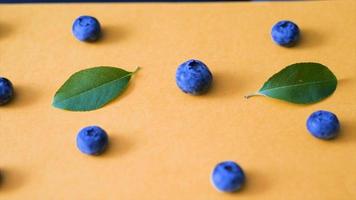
55 72 133 104
260 79 335 93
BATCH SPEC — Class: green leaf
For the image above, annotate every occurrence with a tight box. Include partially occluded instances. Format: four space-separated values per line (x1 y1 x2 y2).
53 66 139 111
245 62 337 104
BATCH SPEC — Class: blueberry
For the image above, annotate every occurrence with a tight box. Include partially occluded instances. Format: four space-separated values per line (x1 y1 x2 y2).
211 161 245 192
175 59 213 95
271 20 300 47
0 77 14 105
306 110 340 140
72 16 101 42
76 126 109 155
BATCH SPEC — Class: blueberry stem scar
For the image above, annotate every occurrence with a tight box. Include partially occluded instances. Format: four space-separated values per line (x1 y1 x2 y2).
244 92 264 99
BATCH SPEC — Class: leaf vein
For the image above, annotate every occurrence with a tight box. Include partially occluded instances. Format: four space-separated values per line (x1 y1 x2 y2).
55 72 133 104
260 79 335 93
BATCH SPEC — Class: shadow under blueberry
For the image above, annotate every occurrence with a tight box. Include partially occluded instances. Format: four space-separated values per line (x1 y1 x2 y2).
0 168 26 192
99 25 131 44
98 134 134 158
0 22 13 40
5 85 40 108
207 71 242 98
294 28 325 49
231 169 269 196
332 120 355 144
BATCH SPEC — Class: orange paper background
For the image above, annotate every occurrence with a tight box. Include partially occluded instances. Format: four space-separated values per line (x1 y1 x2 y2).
0 1 355 199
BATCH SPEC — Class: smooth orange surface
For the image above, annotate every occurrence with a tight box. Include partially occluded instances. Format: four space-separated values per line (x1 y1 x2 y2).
0 1 355 199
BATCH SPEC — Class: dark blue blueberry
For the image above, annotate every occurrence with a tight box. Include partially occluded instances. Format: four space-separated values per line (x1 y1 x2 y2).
306 110 340 140
271 20 300 47
76 126 109 155
72 16 101 42
0 77 14 105
211 161 245 192
175 59 213 95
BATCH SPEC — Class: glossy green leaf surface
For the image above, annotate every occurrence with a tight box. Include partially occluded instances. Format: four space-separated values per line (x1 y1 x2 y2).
246 62 337 104
53 66 138 111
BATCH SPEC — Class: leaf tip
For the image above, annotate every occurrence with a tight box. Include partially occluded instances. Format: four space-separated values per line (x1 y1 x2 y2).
132 67 141 74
